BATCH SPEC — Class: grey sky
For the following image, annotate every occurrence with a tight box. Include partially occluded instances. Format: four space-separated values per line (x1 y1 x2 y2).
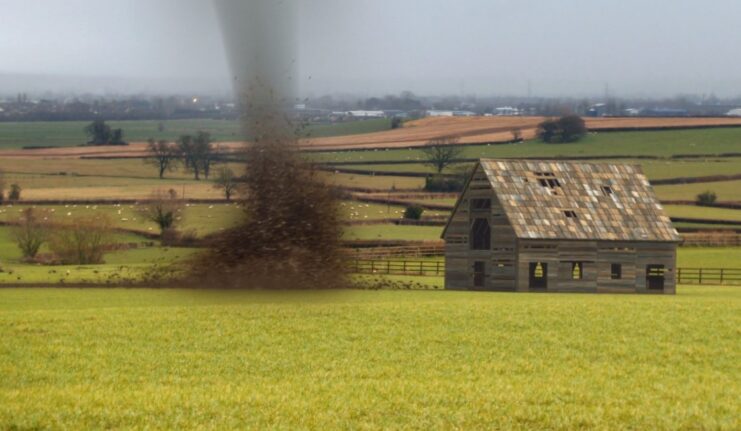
2 0 741 97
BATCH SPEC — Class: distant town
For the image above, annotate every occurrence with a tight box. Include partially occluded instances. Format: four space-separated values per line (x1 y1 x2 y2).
2 91 741 123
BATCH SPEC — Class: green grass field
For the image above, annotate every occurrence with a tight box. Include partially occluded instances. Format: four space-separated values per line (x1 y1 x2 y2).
0 119 392 148
665 205 741 222
335 157 741 181
312 128 741 163
1 287 738 429
655 180 741 202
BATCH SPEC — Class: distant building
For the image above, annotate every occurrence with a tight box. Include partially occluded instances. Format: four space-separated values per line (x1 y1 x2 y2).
587 103 608 117
725 108 741 117
494 107 520 116
427 110 455 117
346 110 386 118
443 159 680 294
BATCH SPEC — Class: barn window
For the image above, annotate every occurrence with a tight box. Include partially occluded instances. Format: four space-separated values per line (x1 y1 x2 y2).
470 199 491 211
611 264 622 280
471 218 491 250
572 262 583 280
564 210 578 219
602 185 614 195
535 172 561 189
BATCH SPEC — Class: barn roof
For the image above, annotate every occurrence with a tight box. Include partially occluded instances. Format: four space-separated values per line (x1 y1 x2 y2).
447 159 681 242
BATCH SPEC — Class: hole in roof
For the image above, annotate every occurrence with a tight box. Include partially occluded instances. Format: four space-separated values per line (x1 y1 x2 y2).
602 186 614 195
564 210 578 219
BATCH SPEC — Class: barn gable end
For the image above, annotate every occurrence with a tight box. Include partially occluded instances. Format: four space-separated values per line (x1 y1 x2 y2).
443 159 680 294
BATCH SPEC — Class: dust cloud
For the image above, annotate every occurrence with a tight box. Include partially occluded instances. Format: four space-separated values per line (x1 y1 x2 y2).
189 0 346 289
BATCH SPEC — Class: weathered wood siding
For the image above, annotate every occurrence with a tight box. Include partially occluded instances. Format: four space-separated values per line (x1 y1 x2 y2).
516 239 677 294
444 165 518 291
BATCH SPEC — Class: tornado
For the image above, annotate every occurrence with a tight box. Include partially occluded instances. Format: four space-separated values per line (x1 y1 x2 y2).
213 0 298 118
194 0 346 290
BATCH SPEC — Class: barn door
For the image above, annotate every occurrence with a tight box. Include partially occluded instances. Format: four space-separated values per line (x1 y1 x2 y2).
646 265 665 290
473 261 487 289
529 262 548 290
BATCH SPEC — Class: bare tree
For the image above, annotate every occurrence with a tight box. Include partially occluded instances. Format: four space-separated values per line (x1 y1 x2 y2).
48 215 113 264
12 208 47 259
422 136 463 173
178 135 200 180
213 167 239 201
137 189 184 236
178 132 216 180
193 131 217 179
146 139 179 179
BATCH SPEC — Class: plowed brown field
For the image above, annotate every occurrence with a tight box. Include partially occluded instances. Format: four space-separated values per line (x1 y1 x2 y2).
3 116 741 158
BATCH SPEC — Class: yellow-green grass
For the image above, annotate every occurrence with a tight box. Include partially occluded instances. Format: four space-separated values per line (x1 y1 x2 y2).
335 158 741 181
677 247 741 268
0 225 200 285
407 197 458 207
636 158 741 180
655 180 741 202
344 224 443 241
321 171 425 190
341 201 449 221
14 178 223 201
665 205 741 222
0 287 738 429
0 203 244 237
311 128 741 163
0 119 392 148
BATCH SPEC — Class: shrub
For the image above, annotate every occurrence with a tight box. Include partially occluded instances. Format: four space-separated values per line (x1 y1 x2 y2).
8 184 21 202
425 175 465 192
537 115 587 143
137 190 184 235
404 206 424 220
696 191 717 206
48 215 113 264
391 117 403 129
12 208 47 259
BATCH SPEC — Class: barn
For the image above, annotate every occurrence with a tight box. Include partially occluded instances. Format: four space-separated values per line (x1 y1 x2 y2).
442 159 681 294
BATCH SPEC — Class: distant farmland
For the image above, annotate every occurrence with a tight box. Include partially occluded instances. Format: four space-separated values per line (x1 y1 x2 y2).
0 118 392 149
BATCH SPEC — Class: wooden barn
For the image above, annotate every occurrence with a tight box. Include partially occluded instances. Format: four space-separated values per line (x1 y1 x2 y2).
442 159 681 294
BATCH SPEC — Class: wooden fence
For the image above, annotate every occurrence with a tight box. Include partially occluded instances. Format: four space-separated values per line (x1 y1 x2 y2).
352 260 445 277
676 268 741 285
351 260 741 285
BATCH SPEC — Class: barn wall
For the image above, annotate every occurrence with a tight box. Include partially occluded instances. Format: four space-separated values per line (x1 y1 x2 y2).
444 164 518 291
516 240 677 294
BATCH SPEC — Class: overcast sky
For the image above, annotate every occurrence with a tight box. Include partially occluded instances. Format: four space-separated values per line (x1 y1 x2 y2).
2 0 741 97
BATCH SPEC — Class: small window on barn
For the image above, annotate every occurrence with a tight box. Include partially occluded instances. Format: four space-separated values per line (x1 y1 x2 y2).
572 262 583 280
471 218 491 250
564 210 578 219
470 199 491 211
611 264 622 280
602 185 614 196
535 172 561 189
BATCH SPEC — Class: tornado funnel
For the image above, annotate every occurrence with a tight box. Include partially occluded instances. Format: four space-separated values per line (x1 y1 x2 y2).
213 0 298 110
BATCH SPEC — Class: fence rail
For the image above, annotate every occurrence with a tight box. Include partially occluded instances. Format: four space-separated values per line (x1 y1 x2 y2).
351 260 741 285
676 268 741 285
352 260 445 277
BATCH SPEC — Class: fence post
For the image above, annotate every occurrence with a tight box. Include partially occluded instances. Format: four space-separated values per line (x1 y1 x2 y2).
403 261 407 275
387 261 391 275
437 261 441 276
699 268 703 285
371 261 375 273
720 269 724 285
677 268 682 285
420 262 423 276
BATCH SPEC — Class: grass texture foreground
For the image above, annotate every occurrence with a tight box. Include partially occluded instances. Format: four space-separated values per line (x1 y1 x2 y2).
1 287 739 430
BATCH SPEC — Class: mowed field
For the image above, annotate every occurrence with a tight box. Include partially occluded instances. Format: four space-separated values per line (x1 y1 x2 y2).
1 287 738 429
301 116 741 150
0 118 392 149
